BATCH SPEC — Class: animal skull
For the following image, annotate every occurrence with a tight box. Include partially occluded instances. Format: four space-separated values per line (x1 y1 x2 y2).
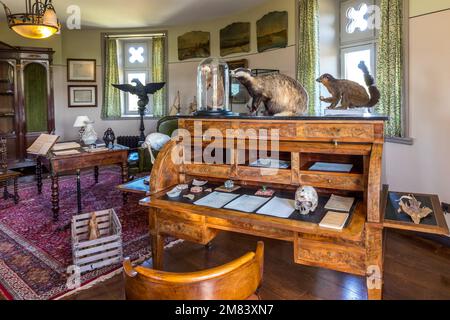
398 195 433 225
142 133 171 164
295 186 319 215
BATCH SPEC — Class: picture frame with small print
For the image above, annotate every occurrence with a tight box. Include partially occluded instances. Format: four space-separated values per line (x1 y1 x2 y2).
68 85 97 108
67 59 97 82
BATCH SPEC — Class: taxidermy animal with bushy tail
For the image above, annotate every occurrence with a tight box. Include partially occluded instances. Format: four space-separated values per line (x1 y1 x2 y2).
231 68 309 116
316 61 380 109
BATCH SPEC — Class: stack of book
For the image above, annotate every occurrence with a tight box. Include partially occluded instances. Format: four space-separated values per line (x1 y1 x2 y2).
319 195 355 231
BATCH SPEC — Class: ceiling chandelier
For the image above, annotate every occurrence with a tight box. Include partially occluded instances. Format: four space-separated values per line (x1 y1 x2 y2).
1 0 61 39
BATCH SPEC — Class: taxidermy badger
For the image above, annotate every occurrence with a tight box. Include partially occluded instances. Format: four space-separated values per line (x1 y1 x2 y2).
317 61 380 109
231 68 309 116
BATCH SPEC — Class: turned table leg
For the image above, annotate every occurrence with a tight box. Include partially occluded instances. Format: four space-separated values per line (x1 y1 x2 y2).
51 173 60 221
94 166 99 184
365 224 384 300
121 163 129 204
76 169 82 214
36 157 43 194
13 177 19 204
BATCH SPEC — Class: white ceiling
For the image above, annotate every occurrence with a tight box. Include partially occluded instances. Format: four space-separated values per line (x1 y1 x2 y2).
1 0 270 28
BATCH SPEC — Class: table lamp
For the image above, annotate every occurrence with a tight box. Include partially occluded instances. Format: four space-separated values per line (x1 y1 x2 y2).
73 116 90 142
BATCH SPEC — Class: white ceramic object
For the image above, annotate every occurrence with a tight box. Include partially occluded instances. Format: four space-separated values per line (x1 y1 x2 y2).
82 122 98 145
192 179 208 187
183 194 195 201
167 187 182 198
295 186 319 215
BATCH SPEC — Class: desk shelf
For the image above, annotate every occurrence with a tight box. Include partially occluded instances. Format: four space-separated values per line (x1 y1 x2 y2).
143 117 391 299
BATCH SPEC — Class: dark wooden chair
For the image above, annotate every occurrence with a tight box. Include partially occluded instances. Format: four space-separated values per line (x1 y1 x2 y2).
123 241 264 300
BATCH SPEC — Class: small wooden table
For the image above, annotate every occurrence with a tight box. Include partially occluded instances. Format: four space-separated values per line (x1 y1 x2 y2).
35 146 129 221
0 170 20 204
117 176 150 196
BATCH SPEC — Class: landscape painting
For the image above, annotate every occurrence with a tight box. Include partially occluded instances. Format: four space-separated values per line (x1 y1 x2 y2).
257 11 288 53
178 31 211 61
220 22 251 57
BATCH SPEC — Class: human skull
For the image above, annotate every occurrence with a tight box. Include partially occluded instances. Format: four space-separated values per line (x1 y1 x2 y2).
295 186 319 215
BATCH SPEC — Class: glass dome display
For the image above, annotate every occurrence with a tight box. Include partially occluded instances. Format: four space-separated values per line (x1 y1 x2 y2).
196 58 231 115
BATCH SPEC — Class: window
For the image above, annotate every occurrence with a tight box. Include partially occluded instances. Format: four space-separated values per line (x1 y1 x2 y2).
120 40 152 116
341 44 375 88
102 32 167 119
340 0 379 84
339 0 410 141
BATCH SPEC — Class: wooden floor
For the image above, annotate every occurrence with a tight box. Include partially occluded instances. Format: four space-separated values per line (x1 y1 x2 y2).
65 229 450 300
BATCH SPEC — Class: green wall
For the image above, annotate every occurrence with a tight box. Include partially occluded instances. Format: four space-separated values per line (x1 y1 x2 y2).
60 0 295 65
410 0 450 17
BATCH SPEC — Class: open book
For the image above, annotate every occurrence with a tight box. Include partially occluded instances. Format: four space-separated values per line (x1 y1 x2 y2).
27 134 59 156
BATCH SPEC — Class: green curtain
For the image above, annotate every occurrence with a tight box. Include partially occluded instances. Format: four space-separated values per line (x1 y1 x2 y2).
24 63 48 132
297 0 319 114
102 39 121 119
376 0 404 137
152 36 167 117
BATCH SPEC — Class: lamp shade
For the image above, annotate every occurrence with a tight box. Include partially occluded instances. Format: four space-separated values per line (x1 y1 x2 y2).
43 8 59 29
73 116 91 128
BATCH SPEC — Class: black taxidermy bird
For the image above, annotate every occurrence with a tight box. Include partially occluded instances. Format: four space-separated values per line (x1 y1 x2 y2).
112 79 165 142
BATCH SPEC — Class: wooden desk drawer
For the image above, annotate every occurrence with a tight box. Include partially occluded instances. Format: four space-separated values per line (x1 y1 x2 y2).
237 122 297 139
158 217 218 245
51 151 127 172
297 123 376 143
299 172 364 191
159 209 204 223
294 235 366 276
182 120 232 137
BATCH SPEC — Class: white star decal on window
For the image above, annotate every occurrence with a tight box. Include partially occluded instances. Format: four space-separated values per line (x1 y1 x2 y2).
346 3 369 34
129 47 145 63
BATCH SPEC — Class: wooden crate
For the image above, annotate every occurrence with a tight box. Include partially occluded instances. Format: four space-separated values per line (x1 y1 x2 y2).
71 209 123 274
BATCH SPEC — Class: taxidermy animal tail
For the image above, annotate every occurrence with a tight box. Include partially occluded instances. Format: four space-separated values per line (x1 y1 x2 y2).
358 61 380 107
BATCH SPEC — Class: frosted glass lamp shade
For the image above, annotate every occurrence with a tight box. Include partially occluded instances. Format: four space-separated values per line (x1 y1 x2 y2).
43 8 59 29
73 116 91 128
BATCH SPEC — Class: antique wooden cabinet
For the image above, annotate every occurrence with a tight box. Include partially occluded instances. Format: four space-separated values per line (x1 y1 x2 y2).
0 41 55 166
140 116 449 300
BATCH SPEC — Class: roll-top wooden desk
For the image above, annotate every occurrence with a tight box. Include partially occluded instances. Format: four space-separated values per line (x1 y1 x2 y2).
140 116 449 300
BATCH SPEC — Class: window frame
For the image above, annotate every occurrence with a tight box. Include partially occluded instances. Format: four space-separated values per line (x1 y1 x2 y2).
338 0 412 143
101 30 169 120
120 39 152 116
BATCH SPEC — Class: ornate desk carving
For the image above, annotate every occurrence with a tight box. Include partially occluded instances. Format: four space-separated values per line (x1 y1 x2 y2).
140 116 448 300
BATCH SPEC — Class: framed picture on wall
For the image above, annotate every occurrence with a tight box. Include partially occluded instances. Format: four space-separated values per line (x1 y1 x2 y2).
68 85 97 108
67 59 96 82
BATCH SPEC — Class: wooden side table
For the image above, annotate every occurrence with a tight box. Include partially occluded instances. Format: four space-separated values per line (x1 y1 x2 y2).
0 170 20 204
35 146 129 221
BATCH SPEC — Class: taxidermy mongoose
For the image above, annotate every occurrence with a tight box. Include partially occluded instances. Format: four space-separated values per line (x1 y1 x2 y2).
316 61 380 109
231 68 309 116
88 213 101 241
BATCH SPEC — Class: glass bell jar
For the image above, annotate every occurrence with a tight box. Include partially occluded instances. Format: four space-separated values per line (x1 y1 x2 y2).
196 58 232 116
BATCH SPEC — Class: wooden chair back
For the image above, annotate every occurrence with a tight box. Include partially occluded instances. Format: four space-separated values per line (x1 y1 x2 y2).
123 242 264 300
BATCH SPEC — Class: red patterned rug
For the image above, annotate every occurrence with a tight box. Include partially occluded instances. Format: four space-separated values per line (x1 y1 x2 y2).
0 167 158 300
